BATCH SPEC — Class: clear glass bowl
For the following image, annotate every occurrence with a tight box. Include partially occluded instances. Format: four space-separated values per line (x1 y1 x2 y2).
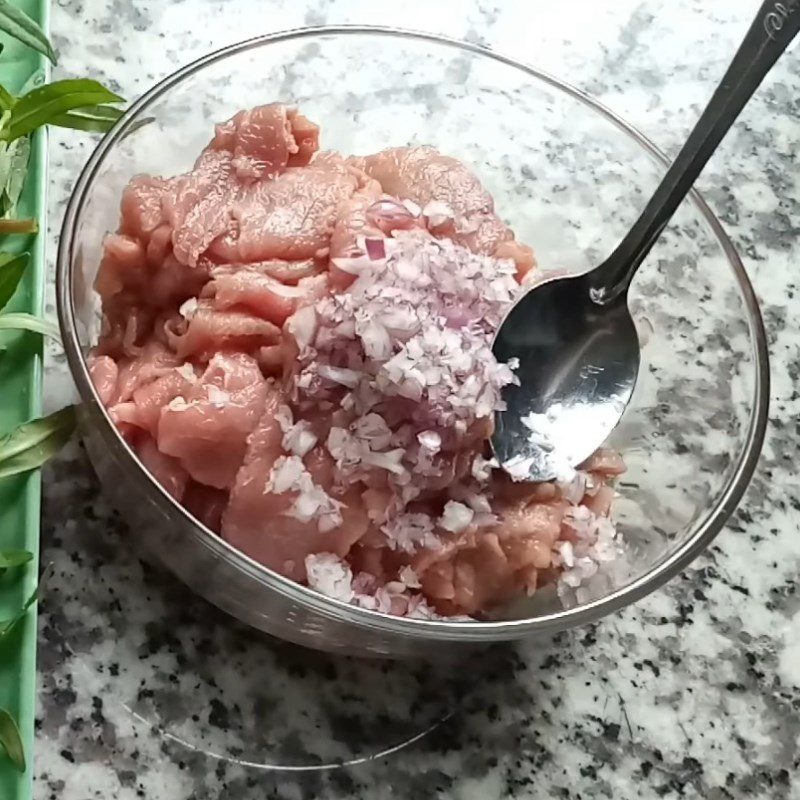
56 27 769 658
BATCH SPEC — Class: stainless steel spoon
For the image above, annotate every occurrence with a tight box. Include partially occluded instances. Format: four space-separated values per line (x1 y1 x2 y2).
492 0 799 482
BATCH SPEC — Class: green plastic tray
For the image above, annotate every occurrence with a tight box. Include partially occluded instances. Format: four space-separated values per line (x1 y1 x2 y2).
0 0 49 796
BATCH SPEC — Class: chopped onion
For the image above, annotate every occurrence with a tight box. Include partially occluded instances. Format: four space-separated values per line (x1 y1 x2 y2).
422 200 454 228
364 237 386 260
286 306 318 352
179 297 198 320
266 455 307 494
366 198 418 233
502 454 535 482
206 385 229 407
175 363 196 382
398 565 422 589
282 420 318 458
438 500 474 533
317 364 361 387
382 512 439 553
417 430 441 453
471 455 497 482
358 319 392 361
401 198 422 216
305 554 354 603
331 254 373 274
275 404 294 432
557 471 587 505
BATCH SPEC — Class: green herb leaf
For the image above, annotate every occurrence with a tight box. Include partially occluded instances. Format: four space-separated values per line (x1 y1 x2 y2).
0 549 32 569
5 79 124 142
0 405 76 479
0 0 57 65
0 708 25 772
0 84 15 112
49 103 123 134
0 251 29 311
0 312 60 340
0 136 32 218
1 134 30 215
0 563 48 644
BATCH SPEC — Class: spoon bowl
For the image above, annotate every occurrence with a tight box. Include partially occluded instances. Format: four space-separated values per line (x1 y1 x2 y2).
492 273 639 481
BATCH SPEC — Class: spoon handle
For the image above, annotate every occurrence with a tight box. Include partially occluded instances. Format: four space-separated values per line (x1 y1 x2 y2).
593 0 800 303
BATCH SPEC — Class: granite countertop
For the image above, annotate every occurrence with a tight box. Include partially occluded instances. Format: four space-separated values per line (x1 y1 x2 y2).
36 1 799 798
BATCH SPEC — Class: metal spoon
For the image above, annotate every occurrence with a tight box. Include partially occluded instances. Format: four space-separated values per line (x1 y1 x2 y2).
492 0 799 482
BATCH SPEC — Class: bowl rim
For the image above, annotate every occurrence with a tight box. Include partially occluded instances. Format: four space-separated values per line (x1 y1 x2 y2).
56 24 770 642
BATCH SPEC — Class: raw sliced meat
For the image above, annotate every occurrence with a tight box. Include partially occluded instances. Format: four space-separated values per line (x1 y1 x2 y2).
157 353 268 488
149 254 210 310
210 103 319 179
208 154 360 263
164 149 236 267
111 369 191 435
581 448 626 477
207 258 321 285
94 234 148 299
412 497 566 614
205 268 328 326
183 482 229 532
119 175 172 245
111 340 183 403
135 435 189 502
222 391 369 581
166 300 281 360
88 355 119 405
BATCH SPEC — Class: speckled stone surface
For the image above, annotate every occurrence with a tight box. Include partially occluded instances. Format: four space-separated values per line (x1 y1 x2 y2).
35 1 799 798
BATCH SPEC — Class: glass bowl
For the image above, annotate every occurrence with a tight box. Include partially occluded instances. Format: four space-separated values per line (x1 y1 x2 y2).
56 27 769 658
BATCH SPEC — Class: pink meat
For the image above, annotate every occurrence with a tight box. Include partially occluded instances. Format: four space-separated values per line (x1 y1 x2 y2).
135 435 189 501
358 146 535 278
110 341 183 402
210 104 319 179
222 391 368 581
111 369 191 435
166 300 281 360
150 254 210 310
207 258 321 285
183 482 229 533
157 353 268 489
94 234 148 300
581 448 627 477
204 268 328 326
119 175 172 245
164 149 237 267
209 156 360 264
413 496 566 615
94 241 211 355
146 223 173 266
88 355 119 405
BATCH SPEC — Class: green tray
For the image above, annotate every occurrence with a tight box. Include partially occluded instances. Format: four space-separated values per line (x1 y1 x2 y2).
0 0 49 797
